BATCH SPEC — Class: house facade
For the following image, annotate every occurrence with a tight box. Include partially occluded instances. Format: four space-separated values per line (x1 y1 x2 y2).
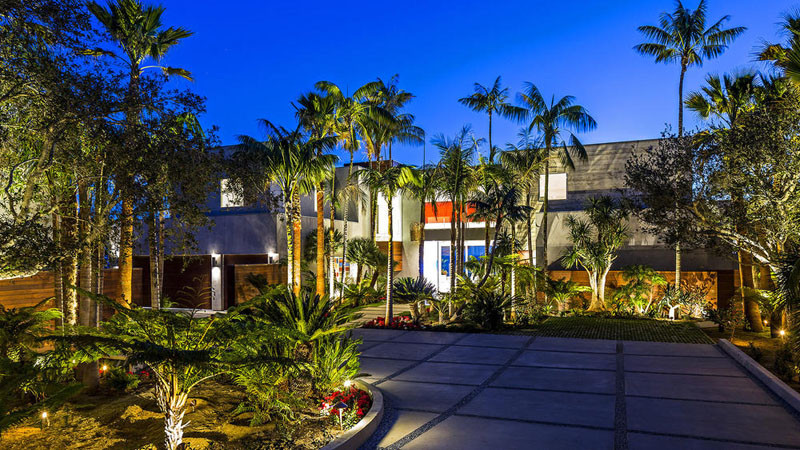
135 138 737 310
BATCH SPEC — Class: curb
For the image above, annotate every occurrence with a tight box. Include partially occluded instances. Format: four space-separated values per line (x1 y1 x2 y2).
717 339 800 414
321 380 384 450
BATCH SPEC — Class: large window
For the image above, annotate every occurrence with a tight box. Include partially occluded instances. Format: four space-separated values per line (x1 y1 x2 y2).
220 179 244 208
539 172 567 200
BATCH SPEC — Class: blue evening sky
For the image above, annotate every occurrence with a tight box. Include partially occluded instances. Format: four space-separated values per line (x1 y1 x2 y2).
157 0 795 165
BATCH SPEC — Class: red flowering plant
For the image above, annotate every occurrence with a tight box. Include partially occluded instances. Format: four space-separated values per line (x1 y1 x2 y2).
319 386 372 428
362 315 424 330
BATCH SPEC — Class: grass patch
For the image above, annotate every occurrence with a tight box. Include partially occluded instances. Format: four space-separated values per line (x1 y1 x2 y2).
519 316 714 343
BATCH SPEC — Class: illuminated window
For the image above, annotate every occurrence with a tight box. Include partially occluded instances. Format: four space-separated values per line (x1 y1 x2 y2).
220 179 244 208
539 173 567 200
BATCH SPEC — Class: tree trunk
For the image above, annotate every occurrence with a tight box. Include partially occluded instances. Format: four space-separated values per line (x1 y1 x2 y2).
678 63 686 137
738 250 762 331
147 211 162 309
542 155 550 275
158 385 188 450
418 200 425 279
78 182 93 324
285 212 294 288
385 202 394 322
510 222 516 303
315 187 325 296
675 241 682 290
118 196 134 306
339 154 354 302
587 271 604 311
488 112 494 163
292 192 302 296
62 189 79 326
329 180 336 299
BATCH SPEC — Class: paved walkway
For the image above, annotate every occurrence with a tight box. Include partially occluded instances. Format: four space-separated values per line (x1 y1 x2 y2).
348 329 800 449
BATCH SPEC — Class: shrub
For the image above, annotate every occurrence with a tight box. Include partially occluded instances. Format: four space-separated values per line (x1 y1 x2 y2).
463 289 511 331
105 365 141 391
311 338 362 394
393 277 436 323
362 316 421 330
320 386 372 429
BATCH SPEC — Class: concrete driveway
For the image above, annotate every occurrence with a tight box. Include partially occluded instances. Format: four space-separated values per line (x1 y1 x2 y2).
349 329 800 450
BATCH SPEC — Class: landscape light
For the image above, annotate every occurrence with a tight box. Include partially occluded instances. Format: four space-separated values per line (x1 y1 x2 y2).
41 411 47 419
764 320 769 326
343 379 352 388
335 401 348 429
40 411 49 429
780 329 786 337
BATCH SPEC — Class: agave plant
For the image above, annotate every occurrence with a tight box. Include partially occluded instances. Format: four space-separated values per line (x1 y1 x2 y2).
393 277 436 323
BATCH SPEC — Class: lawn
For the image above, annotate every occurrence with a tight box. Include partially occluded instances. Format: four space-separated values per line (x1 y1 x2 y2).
519 316 714 344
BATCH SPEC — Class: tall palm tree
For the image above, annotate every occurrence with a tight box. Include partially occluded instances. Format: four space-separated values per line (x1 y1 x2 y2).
355 166 418 321
406 165 438 280
433 127 480 297
236 122 336 295
458 76 527 163
518 83 595 275
315 81 387 298
87 0 193 307
501 129 546 270
635 0 745 136
295 92 338 297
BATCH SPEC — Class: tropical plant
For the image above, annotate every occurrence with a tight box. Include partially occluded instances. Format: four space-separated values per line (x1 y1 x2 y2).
544 278 591 312
458 76 526 162
341 280 381 308
347 237 382 285
393 277 437 323
311 338 362 394
87 0 194 306
613 265 667 315
295 91 339 296
758 12 800 83
60 290 290 450
562 196 629 311
406 165 438 279
355 166 419 321
0 299 60 361
235 122 336 294
463 289 511 331
635 0 745 288
686 72 756 128
517 83 595 273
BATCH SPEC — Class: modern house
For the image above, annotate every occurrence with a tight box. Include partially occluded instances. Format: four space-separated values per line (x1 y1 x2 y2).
131 138 737 310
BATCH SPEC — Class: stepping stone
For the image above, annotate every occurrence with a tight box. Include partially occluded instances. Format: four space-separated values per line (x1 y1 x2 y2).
378 380 472 412
513 350 616 371
429 345 518 365
623 341 722 358
359 357 416 382
394 361 500 385
460 387 615 429
529 337 616 354
628 432 781 450
456 333 531 348
625 355 745 377
390 331 466 344
375 409 438 448
405 416 614 450
625 372 778 404
360 342 444 361
492 366 616 394
627 397 800 446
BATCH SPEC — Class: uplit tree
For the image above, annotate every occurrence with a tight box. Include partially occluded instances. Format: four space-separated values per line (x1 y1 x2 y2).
458 76 526 162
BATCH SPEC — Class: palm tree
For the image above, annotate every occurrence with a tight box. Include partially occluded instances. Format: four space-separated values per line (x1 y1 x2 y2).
458 76 527 162
470 184 531 289
236 122 336 295
561 196 629 311
87 0 192 307
501 129 546 271
355 166 418 321
406 165 438 280
295 92 338 296
686 72 756 127
545 277 592 312
518 83 595 275
635 0 746 136
758 12 800 83
315 81 387 298
433 127 480 296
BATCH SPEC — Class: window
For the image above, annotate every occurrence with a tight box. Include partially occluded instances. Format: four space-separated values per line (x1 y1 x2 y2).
539 173 567 200
220 179 244 208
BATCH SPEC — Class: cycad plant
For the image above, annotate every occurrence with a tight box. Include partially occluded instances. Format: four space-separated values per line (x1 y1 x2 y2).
613 265 667 315
393 277 437 323
561 196 629 311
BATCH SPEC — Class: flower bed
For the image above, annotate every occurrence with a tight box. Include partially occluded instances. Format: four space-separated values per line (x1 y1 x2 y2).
362 315 425 330
320 386 372 428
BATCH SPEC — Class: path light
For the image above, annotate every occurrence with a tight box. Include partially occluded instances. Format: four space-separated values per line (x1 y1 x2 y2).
343 379 352 388
780 329 787 337
40 411 49 429
335 401 348 429
764 320 769 326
